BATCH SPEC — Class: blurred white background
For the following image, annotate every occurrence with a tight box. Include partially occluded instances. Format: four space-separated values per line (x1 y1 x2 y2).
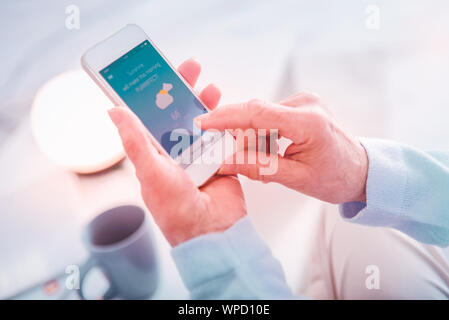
1 0 448 299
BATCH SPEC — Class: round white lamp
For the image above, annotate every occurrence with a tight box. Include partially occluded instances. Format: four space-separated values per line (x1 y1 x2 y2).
31 70 125 174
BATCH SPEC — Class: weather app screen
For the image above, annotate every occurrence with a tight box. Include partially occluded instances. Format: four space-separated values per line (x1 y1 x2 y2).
100 40 209 158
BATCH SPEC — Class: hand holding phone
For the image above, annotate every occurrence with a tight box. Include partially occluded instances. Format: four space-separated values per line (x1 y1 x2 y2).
81 24 235 186
108 59 247 246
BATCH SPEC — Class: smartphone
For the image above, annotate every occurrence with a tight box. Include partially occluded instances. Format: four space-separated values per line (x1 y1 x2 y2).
81 24 235 186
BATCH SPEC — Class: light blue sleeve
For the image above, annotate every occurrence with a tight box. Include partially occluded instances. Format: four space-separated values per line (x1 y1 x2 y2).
171 216 299 299
340 138 449 247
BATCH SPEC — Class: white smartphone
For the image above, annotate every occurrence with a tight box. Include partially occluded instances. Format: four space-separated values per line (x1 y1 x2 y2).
81 24 235 186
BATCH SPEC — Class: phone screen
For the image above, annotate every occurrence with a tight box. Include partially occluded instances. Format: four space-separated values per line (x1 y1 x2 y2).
100 40 213 160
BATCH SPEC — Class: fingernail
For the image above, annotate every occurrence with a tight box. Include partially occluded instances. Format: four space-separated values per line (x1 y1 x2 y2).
194 114 208 127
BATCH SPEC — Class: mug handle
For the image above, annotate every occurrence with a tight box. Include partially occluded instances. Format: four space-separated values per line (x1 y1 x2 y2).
77 257 117 300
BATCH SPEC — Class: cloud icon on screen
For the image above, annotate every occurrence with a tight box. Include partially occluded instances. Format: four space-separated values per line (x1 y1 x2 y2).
155 83 174 110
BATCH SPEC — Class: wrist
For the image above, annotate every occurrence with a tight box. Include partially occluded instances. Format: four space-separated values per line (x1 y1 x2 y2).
168 212 247 247
352 140 368 203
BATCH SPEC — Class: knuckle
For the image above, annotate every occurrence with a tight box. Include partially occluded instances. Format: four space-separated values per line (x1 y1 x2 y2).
304 92 320 102
246 98 268 127
247 98 264 108
247 98 267 114
306 109 329 130
293 91 307 99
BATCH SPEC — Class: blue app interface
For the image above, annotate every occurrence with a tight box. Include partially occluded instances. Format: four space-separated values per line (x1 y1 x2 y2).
100 40 207 157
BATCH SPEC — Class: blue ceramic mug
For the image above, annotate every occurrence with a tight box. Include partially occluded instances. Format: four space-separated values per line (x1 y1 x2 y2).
78 205 159 299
